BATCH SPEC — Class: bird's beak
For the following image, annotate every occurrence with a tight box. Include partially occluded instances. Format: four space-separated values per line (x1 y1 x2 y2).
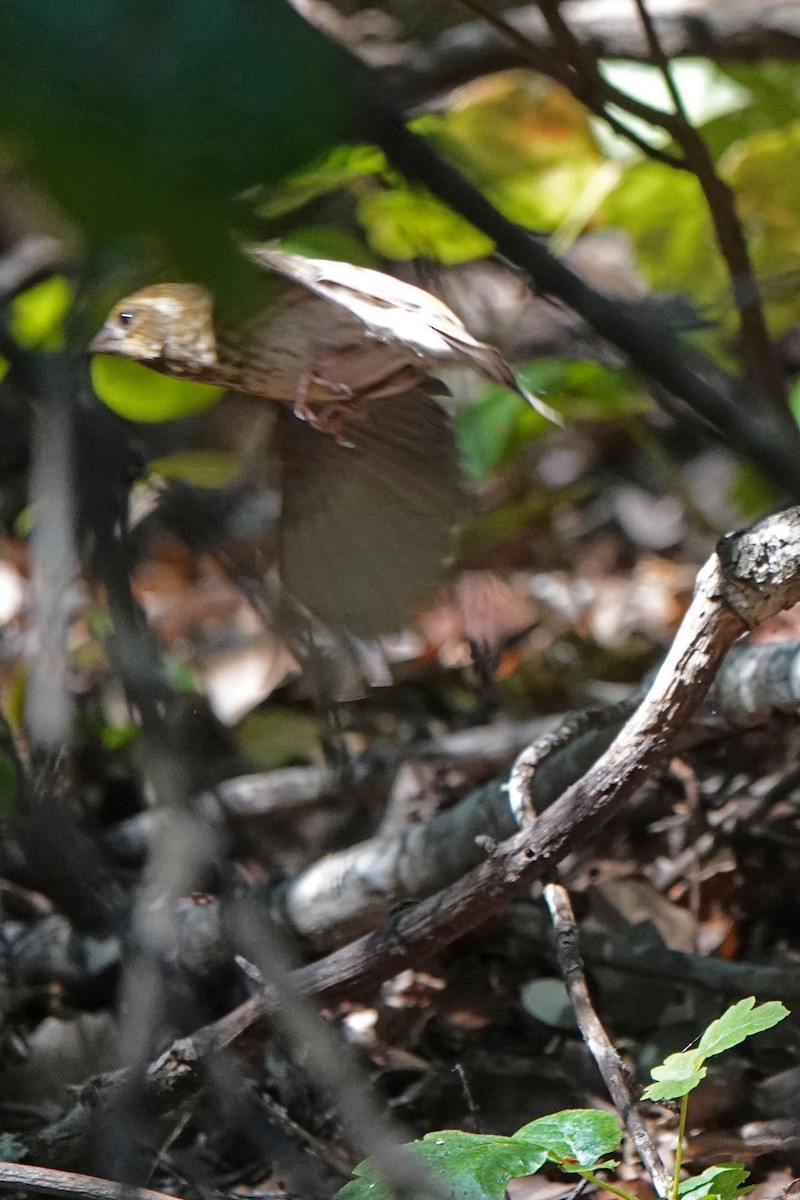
88 325 120 356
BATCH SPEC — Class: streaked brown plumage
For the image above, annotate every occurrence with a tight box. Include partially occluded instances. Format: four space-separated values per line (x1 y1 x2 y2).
91 250 552 634
91 247 557 417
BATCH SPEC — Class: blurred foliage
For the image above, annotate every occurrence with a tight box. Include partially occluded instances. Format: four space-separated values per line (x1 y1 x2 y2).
149 450 244 489
456 360 648 480
723 120 800 319
0 0 361 300
602 166 724 314
9 275 73 350
699 63 800 159
91 356 223 423
728 463 779 522
236 707 323 770
261 75 606 264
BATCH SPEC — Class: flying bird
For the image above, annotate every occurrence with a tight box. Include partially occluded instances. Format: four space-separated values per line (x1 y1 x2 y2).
92 250 555 634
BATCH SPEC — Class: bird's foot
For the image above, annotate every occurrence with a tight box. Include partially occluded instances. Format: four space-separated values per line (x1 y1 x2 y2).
293 369 363 446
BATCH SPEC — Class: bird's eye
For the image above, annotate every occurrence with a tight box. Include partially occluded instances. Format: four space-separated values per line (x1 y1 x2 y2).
117 311 135 329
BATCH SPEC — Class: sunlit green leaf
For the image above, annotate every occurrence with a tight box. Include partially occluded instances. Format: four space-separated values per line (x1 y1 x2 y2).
703 63 800 159
91 355 223 423
515 1110 622 1167
338 1133 548 1200
358 186 493 263
642 1050 707 1102
722 118 800 333
697 997 788 1059
603 163 725 314
259 143 387 220
678 1163 752 1200
9 274 73 350
436 74 604 231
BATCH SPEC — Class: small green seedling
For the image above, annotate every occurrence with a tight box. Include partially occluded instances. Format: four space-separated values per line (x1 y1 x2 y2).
642 997 788 1200
337 998 788 1200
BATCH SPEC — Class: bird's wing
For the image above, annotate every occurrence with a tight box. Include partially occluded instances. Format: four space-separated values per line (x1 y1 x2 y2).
250 246 560 422
276 389 468 636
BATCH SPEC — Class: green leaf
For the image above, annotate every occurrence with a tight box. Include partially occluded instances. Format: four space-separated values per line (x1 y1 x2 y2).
100 721 138 752
338 1133 548 1200
515 1110 622 1168
91 356 223 423
416 1132 548 1200
358 185 493 264
259 143 387 220
721 118 800 334
697 997 789 1059
728 462 778 521
9 275 73 350
642 1050 707 1102
336 1160 396 1200
603 163 726 318
456 359 646 480
276 226 377 267
700 63 800 160
788 375 800 429
677 1163 752 1200
236 708 322 770
456 388 532 479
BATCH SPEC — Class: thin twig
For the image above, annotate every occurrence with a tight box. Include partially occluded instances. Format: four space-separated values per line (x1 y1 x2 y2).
543 882 672 1196
630 0 786 414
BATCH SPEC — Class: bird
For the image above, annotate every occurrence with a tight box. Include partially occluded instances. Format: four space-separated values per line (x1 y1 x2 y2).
91 249 556 635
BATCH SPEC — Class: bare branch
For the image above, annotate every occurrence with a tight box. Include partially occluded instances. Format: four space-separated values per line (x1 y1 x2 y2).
0 1163 176 1200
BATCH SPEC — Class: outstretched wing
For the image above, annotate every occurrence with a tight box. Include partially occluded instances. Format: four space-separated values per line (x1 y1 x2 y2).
276 389 468 635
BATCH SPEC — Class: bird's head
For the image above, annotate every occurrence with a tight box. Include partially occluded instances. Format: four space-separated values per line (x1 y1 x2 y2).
90 283 218 371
